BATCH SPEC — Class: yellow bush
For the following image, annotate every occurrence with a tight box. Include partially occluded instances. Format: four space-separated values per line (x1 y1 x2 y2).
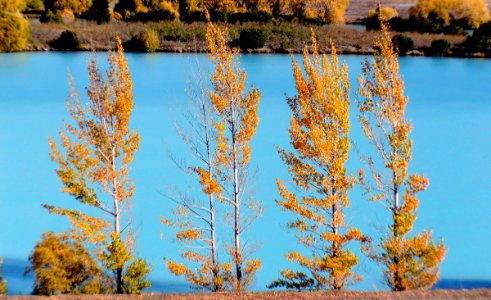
0 11 29 52
0 0 26 12
410 0 490 28
368 6 398 21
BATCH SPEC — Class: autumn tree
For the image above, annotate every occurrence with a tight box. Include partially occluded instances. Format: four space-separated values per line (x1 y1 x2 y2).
308 0 350 23
27 232 108 295
206 21 262 291
43 0 93 16
410 0 490 28
45 38 150 294
366 3 398 30
163 62 228 292
0 257 6 295
0 0 30 52
357 25 446 291
275 32 365 291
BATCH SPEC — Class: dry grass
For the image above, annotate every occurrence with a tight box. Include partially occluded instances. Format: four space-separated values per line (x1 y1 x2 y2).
3 289 491 300
27 19 467 54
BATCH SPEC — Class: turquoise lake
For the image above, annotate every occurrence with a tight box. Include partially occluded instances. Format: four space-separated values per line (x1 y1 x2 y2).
1 53 490 294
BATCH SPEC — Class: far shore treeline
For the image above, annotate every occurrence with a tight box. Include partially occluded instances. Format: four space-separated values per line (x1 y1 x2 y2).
0 0 491 56
0 17 448 295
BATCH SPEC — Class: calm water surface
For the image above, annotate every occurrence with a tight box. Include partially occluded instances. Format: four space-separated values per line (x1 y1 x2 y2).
1 53 490 294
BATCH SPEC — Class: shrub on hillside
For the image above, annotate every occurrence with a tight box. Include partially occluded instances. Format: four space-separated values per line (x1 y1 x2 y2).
431 39 451 55
392 34 414 55
239 28 266 51
123 29 159 52
43 0 91 16
131 9 177 22
0 11 30 52
209 9 228 23
49 30 81 50
40 9 63 23
464 22 491 52
228 11 273 24
181 9 207 23
25 0 44 11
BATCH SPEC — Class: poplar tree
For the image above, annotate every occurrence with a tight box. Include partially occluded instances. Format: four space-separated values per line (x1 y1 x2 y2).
206 20 262 291
45 38 150 294
358 25 446 291
275 32 366 290
164 63 227 292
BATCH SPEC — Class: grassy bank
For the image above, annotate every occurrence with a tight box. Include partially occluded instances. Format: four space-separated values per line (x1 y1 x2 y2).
26 19 471 56
4 289 491 299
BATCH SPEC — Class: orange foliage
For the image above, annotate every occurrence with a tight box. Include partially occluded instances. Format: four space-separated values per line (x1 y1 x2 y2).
163 25 228 291
410 0 490 28
276 32 366 290
206 21 262 292
47 38 140 292
358 25 446 291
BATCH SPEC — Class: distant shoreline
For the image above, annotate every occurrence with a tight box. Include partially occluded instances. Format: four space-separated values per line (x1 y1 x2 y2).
20 20 490 58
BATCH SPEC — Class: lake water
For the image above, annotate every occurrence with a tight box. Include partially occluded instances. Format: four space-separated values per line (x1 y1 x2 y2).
1 53 490 294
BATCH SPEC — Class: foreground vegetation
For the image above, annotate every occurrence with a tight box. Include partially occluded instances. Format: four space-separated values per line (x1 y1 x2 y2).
3 289 491 299
0 19 449 296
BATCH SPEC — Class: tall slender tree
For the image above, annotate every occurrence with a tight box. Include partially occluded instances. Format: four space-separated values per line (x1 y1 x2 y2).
206 20 262 291
275 32 366 290
358 25 446 291
46 38 150 294
164 61 227 292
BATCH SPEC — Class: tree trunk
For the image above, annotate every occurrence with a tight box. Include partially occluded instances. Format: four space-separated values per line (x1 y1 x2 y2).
112 144 123 294
202 93 219 292
232 129 242 291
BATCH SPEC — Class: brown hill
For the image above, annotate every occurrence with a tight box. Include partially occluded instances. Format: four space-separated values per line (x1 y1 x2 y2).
345 0 491 21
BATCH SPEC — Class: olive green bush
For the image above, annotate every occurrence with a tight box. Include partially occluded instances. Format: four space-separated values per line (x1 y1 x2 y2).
49 30 81 50
123 29 159 52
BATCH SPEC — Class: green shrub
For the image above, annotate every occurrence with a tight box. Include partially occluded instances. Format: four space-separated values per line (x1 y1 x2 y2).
209 9 228 22
181 9 207 23
25 0 44 11
431 39 451 56
122 258 152 294
464 21 491 52
228 11 273 24
40 9 63 23
49 30 81 50
123 29 159 52
392 34 414 55
239 28 266 51
0 11 30 52
131 9 177 22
